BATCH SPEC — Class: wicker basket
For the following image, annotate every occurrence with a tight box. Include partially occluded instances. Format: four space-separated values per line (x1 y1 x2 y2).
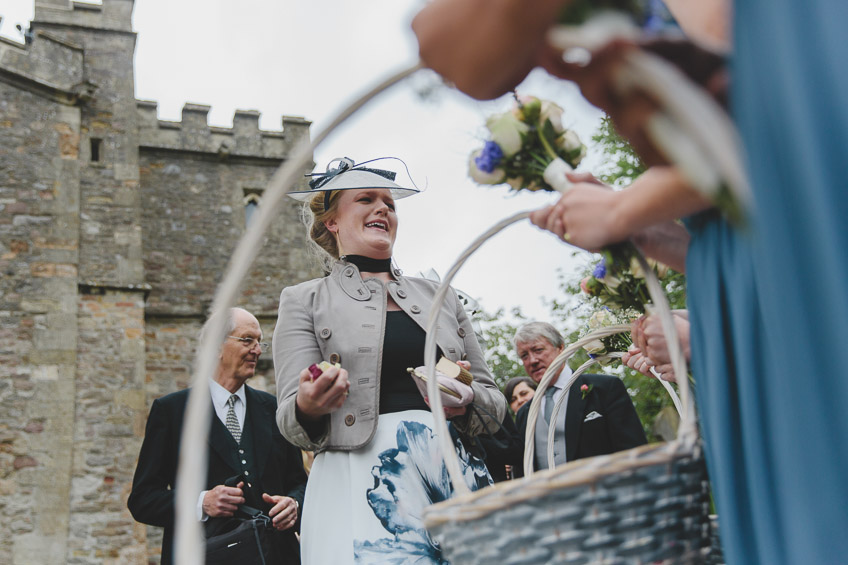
420 215 712 564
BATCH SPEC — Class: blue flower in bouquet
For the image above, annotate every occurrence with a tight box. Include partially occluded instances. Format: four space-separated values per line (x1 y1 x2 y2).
593 259 607 279
474 141 504 173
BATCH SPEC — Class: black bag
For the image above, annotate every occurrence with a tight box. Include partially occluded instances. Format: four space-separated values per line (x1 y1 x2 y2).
205 475 274 565
205 505 273 565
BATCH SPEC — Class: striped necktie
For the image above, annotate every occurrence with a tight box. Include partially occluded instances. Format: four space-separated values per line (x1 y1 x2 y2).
225 394 241 444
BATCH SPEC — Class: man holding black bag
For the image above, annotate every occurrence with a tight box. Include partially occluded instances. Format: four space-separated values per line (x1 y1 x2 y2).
129 308 306 564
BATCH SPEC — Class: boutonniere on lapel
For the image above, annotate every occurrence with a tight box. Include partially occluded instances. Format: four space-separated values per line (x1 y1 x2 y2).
580 383 593 400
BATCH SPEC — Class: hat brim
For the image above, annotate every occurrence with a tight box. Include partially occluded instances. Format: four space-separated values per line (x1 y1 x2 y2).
288 169 420 201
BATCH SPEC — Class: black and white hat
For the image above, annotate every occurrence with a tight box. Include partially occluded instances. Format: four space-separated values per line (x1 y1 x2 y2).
288 157 420 209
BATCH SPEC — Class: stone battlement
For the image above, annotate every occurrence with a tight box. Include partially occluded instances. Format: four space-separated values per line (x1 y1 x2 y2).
136 99 311 160
33 0 134 34
0 27 93 103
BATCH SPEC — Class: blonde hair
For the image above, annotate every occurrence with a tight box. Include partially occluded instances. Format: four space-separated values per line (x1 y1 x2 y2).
302 190 343 271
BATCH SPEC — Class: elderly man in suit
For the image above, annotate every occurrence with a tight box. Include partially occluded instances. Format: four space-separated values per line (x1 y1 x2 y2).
128 307 307 564
513 322 646 471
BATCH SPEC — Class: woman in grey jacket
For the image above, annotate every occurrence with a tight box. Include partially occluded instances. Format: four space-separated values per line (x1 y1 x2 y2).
273 158 506 564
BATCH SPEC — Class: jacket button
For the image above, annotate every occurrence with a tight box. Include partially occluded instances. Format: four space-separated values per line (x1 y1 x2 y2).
344 267 354 277
457 327 466 338
397 289 407 299
344 414 355 426
320 327 332 339
329 352 341 364
410 305 421 314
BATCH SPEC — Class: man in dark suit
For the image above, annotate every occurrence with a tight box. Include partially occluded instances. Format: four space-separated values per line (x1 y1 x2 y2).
128 308 307 564
513 322 646 471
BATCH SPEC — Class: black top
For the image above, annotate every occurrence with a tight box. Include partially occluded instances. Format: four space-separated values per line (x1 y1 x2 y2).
379 311 439 414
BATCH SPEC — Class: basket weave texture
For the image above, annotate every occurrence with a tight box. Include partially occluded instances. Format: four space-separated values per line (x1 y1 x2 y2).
426 442 713 564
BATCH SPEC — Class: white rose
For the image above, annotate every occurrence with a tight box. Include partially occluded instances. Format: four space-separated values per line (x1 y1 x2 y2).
588 310 614 329
584 339 607 355
486 112 529 158
559 129 582 152
599 274 622 289
540 101 565 133
467 150 505 184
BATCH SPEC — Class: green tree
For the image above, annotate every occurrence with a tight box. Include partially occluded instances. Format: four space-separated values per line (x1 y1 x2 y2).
476 307 527 391
592 115 647 187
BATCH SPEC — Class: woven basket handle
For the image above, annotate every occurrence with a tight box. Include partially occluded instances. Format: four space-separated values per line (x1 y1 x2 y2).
522 251 695 477
538 330 683 472
423 219 695 495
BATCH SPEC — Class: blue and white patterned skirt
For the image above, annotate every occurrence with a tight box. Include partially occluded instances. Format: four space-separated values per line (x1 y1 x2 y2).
300 410 492 564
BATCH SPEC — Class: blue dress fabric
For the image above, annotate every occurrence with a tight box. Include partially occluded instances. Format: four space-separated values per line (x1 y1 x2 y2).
687 1 848 562
685 214 784 564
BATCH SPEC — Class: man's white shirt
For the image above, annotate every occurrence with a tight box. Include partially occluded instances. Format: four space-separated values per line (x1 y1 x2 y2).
197 381 247 520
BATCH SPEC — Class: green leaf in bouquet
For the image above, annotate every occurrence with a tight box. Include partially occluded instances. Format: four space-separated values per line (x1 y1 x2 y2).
516 96 542 123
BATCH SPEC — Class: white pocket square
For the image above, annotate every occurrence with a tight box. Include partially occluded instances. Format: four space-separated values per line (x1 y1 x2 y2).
583 411 603 422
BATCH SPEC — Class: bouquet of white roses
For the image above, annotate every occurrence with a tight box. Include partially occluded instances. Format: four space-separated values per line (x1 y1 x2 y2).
468 95 587 193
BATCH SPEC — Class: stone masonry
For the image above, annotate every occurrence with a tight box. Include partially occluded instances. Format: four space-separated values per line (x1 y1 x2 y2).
0 1 320 563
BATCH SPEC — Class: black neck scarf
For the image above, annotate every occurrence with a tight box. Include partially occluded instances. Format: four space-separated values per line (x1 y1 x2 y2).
343 254 392 273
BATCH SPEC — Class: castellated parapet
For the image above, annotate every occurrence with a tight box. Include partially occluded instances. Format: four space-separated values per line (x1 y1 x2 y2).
33 0 134 34
136 100 311 161
0 27 92 103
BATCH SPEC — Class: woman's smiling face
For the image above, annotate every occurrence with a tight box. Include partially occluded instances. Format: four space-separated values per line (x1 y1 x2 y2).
325 188 398 259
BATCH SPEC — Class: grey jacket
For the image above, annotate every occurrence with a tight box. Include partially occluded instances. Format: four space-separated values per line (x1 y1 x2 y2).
273 260 506 452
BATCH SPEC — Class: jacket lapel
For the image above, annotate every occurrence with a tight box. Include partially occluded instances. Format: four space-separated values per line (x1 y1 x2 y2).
565 376 586 461
245 386 271 480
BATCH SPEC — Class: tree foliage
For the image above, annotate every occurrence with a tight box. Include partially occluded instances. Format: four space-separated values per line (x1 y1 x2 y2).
476 307 527 392
592 116 647 187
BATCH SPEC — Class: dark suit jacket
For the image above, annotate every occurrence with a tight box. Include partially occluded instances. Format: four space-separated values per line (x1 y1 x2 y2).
515 373 647 473
127 385 307 565
474 412 524 482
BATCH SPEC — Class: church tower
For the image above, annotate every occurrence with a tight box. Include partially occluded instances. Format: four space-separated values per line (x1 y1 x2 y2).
0 2 317 562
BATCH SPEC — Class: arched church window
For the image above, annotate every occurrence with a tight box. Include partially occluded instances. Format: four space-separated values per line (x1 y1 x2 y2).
244 193 261 225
